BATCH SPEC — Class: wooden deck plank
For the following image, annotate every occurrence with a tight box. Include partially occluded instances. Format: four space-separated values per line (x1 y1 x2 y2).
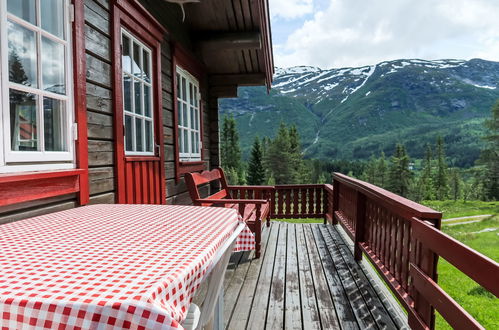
326 225 406 329
284 224 302 330
228 223 278 330
303 224 342 329
296 224 321 330
221 223 407 330
309 224 359 330
223 250 253 325
315 225 377 329
266 223 287 329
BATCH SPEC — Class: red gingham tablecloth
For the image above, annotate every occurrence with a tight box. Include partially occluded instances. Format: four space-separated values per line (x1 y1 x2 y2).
0 204 255 329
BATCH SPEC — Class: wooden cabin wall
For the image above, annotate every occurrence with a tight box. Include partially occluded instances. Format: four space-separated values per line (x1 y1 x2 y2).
0 0 220 223
139 0 220 205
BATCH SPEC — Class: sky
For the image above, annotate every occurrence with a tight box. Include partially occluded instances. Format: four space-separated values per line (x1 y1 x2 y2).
270 0 499 69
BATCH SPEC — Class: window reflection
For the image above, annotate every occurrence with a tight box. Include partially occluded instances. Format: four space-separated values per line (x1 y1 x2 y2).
42 37 66 94
44 97 65 151
8 21 37 87
10 90 38 151
7 0 36 25
41 0 65 38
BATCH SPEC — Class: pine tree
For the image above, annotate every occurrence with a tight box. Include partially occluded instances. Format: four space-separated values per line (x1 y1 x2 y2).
434 136 448 200
419 144 435 200
449 168 462 201
247 137 266 185
377 152 388 188
265 123 293 184
363 155 378 184
220 115 242 184
479 100 499 200
388 143 411 197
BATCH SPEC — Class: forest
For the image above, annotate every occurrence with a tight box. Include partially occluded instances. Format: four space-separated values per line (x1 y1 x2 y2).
220 100 499 203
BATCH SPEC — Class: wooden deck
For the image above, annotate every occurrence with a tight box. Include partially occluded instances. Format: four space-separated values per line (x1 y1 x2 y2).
218 222 408 330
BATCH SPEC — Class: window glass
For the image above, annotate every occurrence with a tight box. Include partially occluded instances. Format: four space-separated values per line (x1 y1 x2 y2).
42 37 65 94
43 97 65 151
125 115 133 151
10 90 38 151
7 0 36 25
121 30 154 155
41 0 64 38
8 21 37 87
176 68 201 161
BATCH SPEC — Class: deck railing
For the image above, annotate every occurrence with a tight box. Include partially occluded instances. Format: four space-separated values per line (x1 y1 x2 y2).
226 175 498 329
331 172 499 330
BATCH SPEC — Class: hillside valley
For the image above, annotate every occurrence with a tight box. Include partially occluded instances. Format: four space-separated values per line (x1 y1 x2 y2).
219 58 499 167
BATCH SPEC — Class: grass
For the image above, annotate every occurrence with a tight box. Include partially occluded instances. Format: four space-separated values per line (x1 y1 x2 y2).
272 218 324 223
421 200 499 219
435 215 499 329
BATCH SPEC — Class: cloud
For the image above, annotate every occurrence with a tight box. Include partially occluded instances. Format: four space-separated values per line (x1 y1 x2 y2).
270 0 313 20
274 0 499 68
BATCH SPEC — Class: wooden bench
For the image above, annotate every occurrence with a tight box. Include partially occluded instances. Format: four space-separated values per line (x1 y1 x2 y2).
185 168 273 258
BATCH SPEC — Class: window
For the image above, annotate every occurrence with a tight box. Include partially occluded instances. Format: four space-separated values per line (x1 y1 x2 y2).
0 0 74 172
176 66 201 161
121 29 154 156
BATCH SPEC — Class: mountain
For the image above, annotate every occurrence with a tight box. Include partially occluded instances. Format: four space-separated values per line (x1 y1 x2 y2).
219 59 499 167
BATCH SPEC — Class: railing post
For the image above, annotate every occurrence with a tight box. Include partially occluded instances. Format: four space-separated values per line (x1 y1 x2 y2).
354 191 366 261
332 179 340 225
410 217 439 330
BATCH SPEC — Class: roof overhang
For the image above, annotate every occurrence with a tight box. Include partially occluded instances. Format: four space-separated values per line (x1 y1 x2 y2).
183 0 274 97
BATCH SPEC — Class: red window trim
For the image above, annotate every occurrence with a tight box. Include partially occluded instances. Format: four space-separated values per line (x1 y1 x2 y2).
111 0 167 203
172 43 207 182
0 0 89 208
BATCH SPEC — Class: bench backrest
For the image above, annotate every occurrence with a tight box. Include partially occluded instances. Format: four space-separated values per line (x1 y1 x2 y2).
185 168 231 205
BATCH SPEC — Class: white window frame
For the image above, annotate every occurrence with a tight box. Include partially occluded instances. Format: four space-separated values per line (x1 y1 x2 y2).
0 0 75 173
121 29 155 157
176 66 201 162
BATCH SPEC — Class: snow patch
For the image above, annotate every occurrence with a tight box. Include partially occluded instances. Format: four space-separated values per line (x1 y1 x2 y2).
324 82 339 91
471 83 496 90
365 91 371 96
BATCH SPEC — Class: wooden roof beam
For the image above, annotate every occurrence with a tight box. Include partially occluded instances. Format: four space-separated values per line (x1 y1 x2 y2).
198 32 261 52
210 85 238 98
209 73 266 86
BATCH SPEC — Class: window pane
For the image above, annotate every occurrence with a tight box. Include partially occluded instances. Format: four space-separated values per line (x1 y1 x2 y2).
182 104 188 128
134 81 142 114
191 131 195 153
122 34 132 73
194 109 199 130
189 83 193 106
145 120 152 152
190 107 195 130
194 86 198 106
195 132 199 153
7 0 36 25
178 129 183 153
41 0 64 38
183 129 188 154
42 37 65 94
176 73 181 97
132 42 141 77
10 89 37 151
177 101 183 126
135 118 143 152
8 21 37 87
144 85 151 117
181 77 186 101
43 97 65 151
123 75 132 112
125 115 133 151
143 50 151 83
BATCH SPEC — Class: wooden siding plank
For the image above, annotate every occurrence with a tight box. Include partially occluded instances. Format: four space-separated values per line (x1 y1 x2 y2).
296 224 321 330
266 223 286 329
303 224 343 329
284 224 302 330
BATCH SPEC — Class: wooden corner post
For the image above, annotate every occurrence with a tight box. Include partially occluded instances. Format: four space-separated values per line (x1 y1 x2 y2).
332 179 340 225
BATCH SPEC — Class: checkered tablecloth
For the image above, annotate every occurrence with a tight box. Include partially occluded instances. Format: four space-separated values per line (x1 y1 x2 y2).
0 204 255 329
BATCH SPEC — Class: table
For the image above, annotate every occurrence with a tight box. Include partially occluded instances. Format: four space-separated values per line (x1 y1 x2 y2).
0 204 255 329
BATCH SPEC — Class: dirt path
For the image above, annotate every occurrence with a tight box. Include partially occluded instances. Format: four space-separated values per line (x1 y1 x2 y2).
442 214 493 226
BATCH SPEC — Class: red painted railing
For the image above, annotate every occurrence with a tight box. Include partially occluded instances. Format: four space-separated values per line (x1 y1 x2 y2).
331 172 499 330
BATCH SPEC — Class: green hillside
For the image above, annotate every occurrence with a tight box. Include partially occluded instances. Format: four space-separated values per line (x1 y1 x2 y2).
220 59 499 167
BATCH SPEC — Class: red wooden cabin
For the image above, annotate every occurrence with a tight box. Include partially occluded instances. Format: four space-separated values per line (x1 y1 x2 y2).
0 0 497 329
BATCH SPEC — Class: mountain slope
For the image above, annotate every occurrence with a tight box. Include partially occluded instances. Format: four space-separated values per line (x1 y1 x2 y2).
219 59 499 167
